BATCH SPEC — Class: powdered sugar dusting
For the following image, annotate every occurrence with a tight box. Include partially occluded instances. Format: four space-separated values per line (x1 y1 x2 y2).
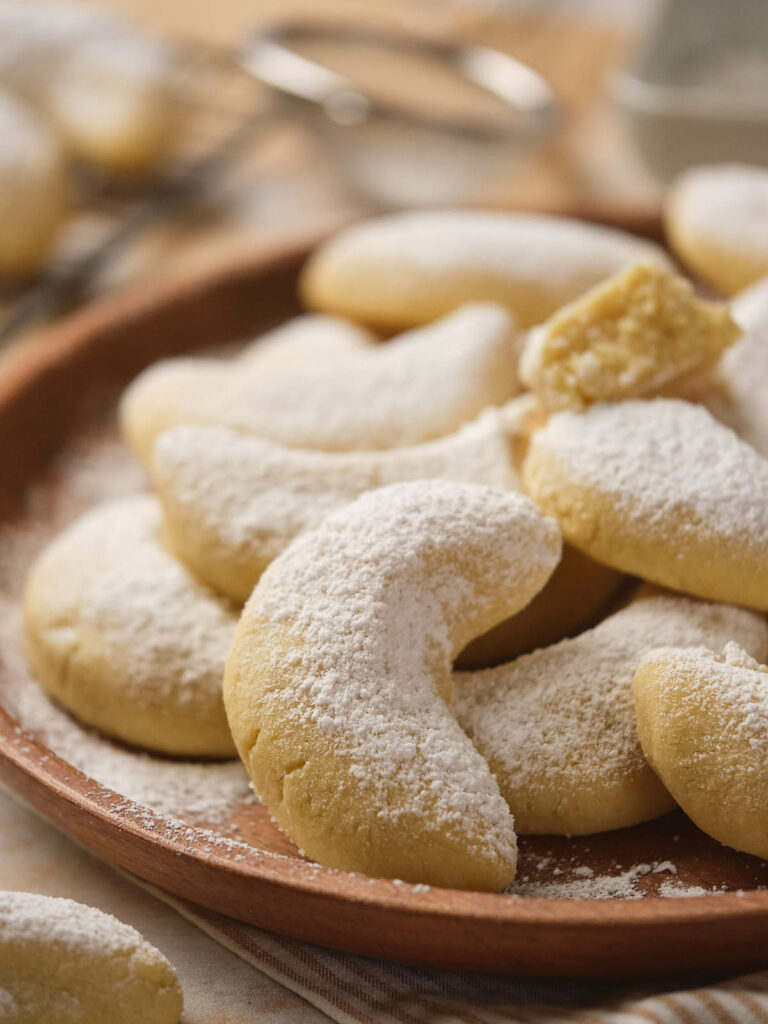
151 403 522 593
242 481 561 864
453 589 768 824
0 431 253 823
0 889 168 961
532 398 768 549
29 496 237 712
313 210 670 301
671 164 768 257
704 275 768 457
653 643 768 766
124 302 520 455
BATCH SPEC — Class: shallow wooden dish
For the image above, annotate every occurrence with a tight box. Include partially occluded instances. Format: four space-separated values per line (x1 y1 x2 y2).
2 232 768 980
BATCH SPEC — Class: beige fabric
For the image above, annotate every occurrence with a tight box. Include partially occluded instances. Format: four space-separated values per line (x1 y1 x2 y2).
0 789 327 1024
5 785 768 1024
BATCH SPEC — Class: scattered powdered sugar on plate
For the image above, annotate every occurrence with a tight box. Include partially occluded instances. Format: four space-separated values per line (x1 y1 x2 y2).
0 427 253 824
508 856 756 900
658 881 712 899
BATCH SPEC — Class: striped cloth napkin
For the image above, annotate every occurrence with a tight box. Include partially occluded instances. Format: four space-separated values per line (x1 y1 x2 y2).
148 885 768 1024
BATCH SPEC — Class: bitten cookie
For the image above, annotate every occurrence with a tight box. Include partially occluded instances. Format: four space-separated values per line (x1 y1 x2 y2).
635 643 768 860
224 481 561 889
524 398 768 610
454 588 768 835
665 164 768 294
0 890 182 1024
301 210 672 330
121 303 520 465
520 262 739 411
0 91 67 276
24 496 237 758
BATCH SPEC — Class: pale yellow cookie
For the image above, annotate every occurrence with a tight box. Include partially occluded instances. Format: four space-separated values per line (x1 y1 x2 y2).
120 303 520 465
224 480 561 889
635 642 768 860
301 210 672 330
457 543 626 669
524 398 768 609
454 588 768 835
49 32 181 174
698 275 768 457
665 164 768 294
24 496 237 758
0 91 67 276
239 313 376 368
0 891 182 1024
150 401 530 603
520 262 739 411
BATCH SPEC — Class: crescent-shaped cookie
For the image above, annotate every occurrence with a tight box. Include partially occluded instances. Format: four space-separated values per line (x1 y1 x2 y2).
150 403 526 603
239 313 376 368
453 588 768 835
523 398 768 609
0 890 182 1024
120 302 519 465
24 496 237 757
665 164 768 294
635 642 768 860
301 210 672 330
224 480 562 889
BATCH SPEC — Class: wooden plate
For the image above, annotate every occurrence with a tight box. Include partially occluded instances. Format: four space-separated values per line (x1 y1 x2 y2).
2 233 768 980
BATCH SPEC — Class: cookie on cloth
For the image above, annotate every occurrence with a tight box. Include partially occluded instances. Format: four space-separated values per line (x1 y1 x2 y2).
0 890 182 1024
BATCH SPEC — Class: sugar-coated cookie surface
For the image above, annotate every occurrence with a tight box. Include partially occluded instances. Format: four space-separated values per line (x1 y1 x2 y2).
454 588 768 835
24 496 237 757
151 403 524 603
0 92 67 276
0 890 182 1024
520 263 739 411
665 164 768 294
702 276 768 457
456 543 625 669
301 210 672 330
224 481 561 889
239 313 376 368
635 643 768 861
524 398 768 609
121 303 519 465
